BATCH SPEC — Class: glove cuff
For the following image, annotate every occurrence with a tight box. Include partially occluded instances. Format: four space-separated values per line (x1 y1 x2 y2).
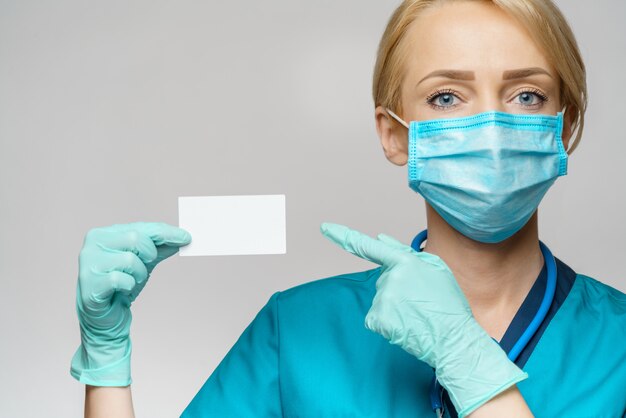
70 338 132 387
436 321 529 418
456 369 528 418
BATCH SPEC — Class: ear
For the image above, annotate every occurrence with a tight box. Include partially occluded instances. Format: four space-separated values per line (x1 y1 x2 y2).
375 106 408 166
561 106 576 152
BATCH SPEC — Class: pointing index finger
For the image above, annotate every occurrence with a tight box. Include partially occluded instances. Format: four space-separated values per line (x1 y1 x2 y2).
320 222 401 266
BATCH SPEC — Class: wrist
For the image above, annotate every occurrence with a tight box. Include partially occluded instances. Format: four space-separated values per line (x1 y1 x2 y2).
70 337 132 387
436 320 529 418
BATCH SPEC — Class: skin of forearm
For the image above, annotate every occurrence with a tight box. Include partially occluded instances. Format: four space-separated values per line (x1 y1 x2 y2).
85 385 135 418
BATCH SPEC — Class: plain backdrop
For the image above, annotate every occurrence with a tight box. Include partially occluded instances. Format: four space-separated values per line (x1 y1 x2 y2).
1 1 624 416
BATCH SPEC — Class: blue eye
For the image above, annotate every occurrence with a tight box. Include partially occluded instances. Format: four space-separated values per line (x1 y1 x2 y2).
426 89 459 110
435 93 455 106
518 92 536 105
515 90 548 107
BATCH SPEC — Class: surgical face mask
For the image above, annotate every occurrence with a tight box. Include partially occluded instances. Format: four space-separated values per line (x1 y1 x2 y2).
385 109 568 243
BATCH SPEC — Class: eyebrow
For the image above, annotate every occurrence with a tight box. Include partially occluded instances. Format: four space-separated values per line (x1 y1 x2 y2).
417 67 553 85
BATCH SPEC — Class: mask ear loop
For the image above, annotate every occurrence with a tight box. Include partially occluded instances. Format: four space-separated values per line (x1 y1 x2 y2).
385 108 409 129
560 106 573 155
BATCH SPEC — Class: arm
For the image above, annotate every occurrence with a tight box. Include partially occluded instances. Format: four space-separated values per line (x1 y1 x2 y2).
70 223 191 418
468 385 533 418
319 223 531 418
85 385 135 418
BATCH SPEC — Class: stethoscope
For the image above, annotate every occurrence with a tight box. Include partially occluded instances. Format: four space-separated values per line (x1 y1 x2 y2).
410 230 557 418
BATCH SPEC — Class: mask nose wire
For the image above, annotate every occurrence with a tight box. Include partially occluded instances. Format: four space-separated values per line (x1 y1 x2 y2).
385 107 409 129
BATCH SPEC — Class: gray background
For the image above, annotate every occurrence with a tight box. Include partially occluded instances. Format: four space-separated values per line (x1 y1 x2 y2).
1 1 624 416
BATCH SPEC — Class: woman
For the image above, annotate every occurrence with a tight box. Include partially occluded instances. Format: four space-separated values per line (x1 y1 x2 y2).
71 1 626 417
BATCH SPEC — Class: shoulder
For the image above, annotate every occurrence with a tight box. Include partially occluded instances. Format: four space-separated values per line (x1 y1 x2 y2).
268 267 382 321
554 258 626 318
278 267 380 300
574 274 626 306
569 274 626 327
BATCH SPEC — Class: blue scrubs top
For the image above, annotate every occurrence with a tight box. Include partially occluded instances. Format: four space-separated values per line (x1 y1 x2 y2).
181 258 626 417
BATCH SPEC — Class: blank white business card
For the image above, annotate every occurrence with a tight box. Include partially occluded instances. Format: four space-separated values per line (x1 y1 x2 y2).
178 194 286 256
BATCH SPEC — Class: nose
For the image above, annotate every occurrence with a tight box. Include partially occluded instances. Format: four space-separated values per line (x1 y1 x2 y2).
472 85 507 114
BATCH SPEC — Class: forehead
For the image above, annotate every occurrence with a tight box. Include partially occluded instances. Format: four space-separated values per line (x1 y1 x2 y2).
402 1 556 79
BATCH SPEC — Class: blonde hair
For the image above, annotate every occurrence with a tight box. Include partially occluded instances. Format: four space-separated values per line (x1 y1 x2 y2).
372 0 587 153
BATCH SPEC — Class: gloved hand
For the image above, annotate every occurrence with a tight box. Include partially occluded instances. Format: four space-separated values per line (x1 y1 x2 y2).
320 222 528 418
70 222 192 387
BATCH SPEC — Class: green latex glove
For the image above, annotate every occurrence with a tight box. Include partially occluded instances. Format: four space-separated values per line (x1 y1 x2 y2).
320 222 528 418
70 222 192 387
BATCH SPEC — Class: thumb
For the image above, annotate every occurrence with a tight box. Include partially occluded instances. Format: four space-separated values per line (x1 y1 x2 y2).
130 222 192 247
